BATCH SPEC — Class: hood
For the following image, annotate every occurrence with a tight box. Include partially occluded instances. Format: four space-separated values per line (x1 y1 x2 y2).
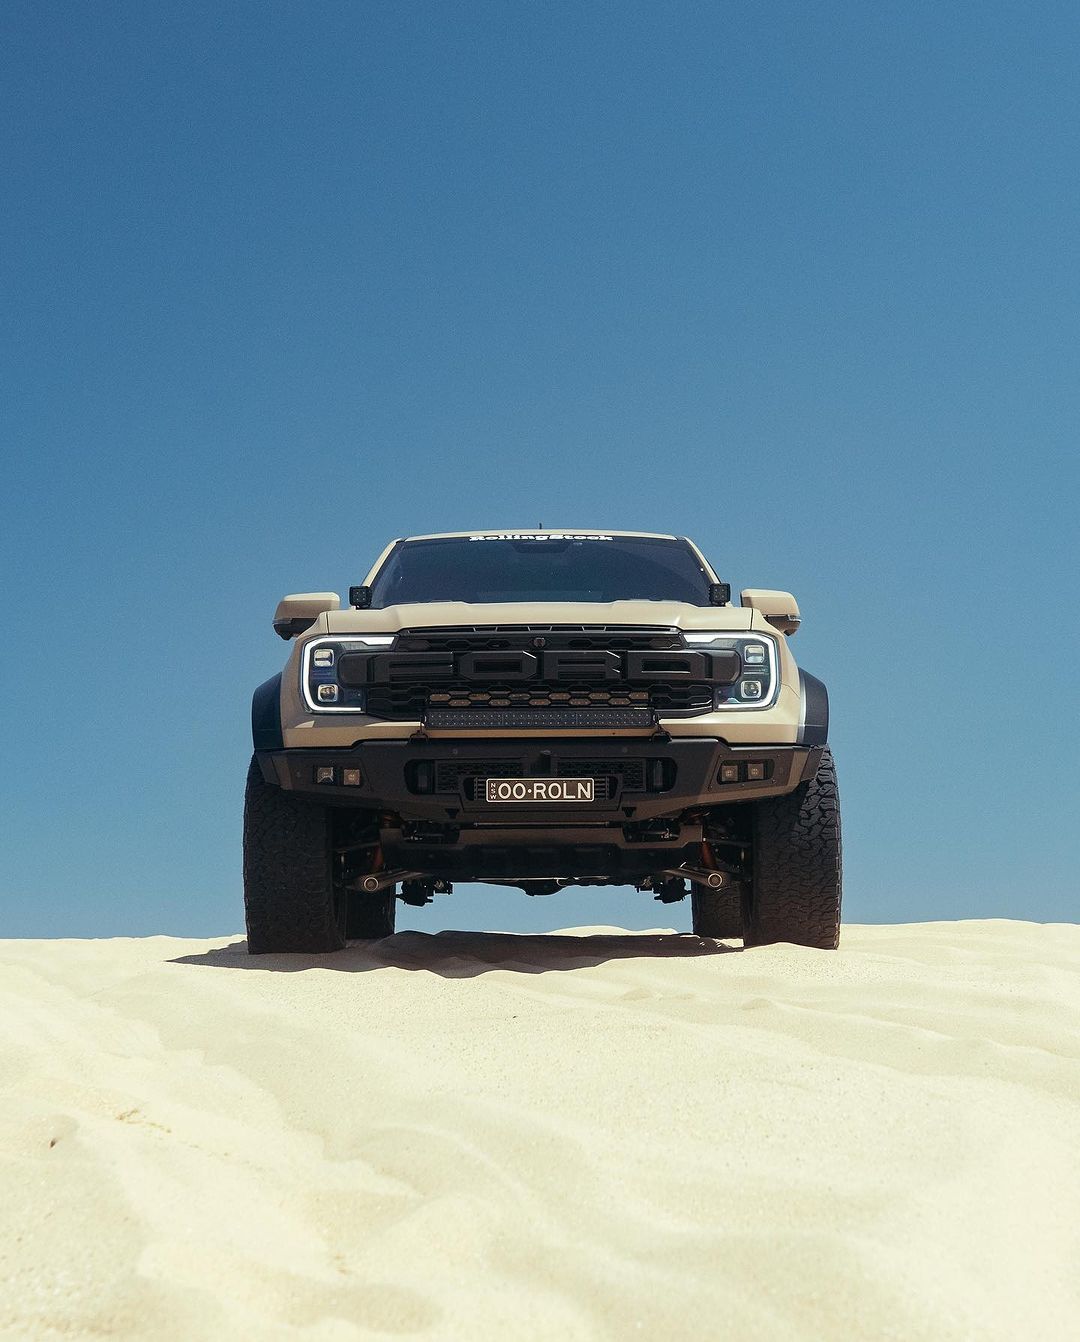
323 600 757 634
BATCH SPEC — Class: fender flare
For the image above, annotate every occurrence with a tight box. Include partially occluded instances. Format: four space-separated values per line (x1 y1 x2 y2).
252 674 284 751
797 670 829 747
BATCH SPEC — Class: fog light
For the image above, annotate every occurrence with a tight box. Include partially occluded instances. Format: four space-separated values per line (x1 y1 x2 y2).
746 761 765 781
315 766 335 784
740 679 763 699
313 648 335 667
743 644 766 664
720 763 741 783
342 768 361 787
317 684 340 703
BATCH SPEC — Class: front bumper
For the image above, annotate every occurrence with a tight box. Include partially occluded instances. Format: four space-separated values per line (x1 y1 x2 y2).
257 737 822 823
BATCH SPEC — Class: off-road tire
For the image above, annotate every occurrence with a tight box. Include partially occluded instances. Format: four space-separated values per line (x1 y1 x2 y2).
746 748 842 949
243 756 347 954
691 887 743 939
346 891 397 939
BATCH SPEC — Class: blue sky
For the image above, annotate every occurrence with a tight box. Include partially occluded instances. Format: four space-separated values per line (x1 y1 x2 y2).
2 1 1077 937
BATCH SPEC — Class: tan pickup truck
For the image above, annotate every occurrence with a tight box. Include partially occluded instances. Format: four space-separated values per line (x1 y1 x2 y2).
244 531 841 952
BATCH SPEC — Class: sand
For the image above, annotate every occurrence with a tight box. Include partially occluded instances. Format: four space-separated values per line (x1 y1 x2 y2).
1 921 1078 1341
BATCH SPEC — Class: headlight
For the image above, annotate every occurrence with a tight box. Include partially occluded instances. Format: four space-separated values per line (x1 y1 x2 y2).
683 632 780 708
302 635 395 712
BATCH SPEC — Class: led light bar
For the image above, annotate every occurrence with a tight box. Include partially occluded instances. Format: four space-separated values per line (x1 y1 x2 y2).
426 707 656 731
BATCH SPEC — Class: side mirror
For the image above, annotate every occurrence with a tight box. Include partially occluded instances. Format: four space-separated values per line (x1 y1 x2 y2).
273 592 340 640
740 588 801 636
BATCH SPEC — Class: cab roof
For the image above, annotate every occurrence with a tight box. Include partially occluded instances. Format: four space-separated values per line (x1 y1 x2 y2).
401 529 680 542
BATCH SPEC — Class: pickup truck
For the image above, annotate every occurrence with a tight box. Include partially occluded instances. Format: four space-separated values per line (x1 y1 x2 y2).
244 530 841 951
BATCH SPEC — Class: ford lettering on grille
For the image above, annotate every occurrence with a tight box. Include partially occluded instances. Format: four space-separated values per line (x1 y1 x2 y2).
350 627 736 721
485 778 596 803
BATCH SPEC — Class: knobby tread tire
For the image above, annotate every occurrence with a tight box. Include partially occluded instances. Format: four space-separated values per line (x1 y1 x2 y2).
691 888 744 939
747 747 842 949
243 756 347 954
346 892 397 940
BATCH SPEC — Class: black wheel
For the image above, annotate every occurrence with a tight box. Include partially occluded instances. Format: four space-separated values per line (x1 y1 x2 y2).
243 756 347 953
746 748 842 949
691 886 743 938
346 890 397 939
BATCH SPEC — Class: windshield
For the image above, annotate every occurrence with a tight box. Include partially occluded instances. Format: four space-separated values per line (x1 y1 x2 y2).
367 535 714 607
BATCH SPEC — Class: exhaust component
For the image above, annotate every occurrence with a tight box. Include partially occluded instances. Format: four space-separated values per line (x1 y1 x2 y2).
357 869 426 894
661 865 726 890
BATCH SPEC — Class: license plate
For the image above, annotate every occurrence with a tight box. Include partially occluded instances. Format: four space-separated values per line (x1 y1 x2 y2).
484 777 596 803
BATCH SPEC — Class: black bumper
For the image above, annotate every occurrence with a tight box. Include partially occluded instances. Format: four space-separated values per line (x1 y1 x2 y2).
257 737 822 823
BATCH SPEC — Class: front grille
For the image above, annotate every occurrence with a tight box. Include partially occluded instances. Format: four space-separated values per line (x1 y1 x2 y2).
362 626 717 722
365 680 712 720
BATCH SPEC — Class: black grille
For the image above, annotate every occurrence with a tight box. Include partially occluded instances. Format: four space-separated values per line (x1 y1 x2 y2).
365 680 712 720
361 626 718 722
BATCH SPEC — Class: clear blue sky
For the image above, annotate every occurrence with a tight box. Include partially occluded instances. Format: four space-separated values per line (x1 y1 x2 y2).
2 1 1077 937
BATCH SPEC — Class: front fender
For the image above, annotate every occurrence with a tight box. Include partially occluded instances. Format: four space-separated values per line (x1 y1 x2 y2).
252 674 284 751
797 671 829 746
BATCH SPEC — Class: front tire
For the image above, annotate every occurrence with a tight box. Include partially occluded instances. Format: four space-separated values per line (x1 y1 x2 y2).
346 891 396 939
746 748 842 949
243 757 347 954
691 887 743 939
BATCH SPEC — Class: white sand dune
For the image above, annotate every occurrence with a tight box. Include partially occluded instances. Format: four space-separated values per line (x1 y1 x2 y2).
1 922 1078 1341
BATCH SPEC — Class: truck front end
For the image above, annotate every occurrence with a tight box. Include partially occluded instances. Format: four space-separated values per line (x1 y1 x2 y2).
245 532 840 951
